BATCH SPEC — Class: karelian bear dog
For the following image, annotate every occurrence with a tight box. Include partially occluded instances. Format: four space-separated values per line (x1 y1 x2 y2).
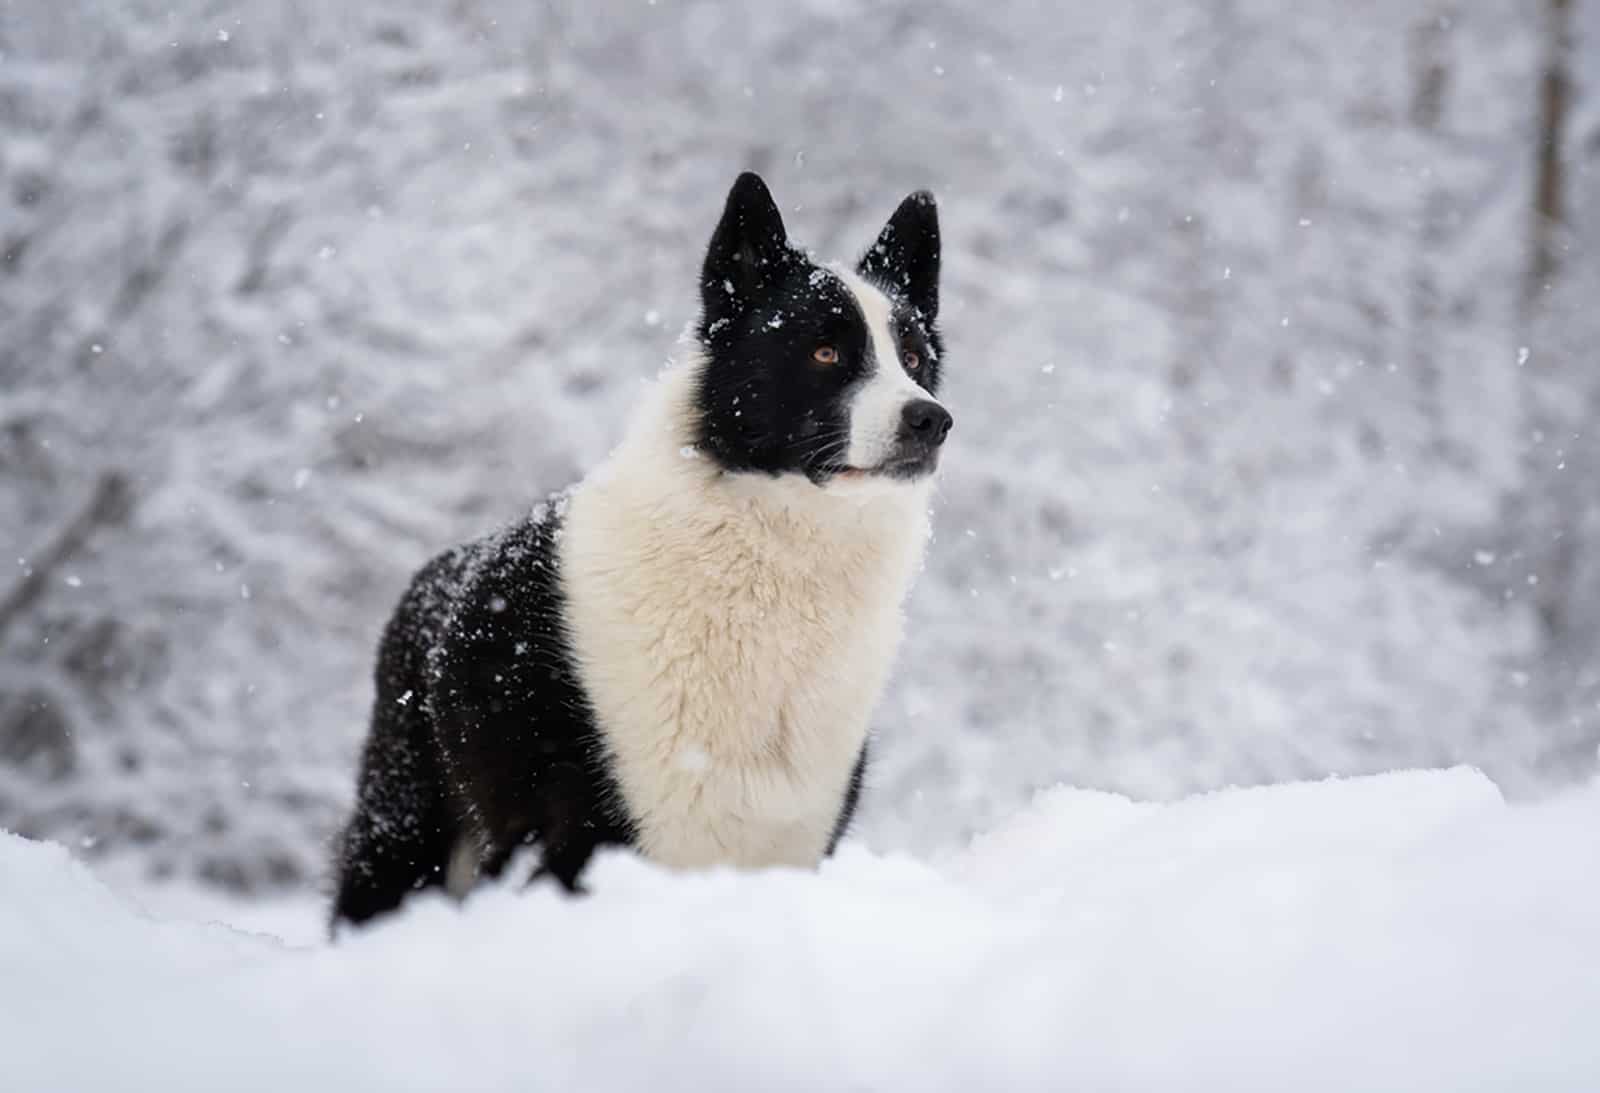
331 172 951 929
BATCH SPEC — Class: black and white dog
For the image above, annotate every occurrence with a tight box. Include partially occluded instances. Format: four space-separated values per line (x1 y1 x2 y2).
331 172 951 929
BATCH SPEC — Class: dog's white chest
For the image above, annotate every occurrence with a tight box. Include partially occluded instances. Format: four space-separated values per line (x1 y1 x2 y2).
559 450 929 871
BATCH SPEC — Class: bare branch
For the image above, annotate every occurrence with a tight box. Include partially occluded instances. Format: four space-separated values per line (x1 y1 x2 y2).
0 472 134 644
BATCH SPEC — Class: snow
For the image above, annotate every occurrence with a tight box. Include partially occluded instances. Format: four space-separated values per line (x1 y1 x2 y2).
6 767 1599 1091
5 13 1596 1082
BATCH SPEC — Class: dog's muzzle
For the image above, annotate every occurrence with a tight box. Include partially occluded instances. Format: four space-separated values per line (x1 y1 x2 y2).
886 399 952 474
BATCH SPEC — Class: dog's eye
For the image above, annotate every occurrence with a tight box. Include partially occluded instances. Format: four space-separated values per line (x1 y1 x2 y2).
813 346 839 365
902 350 921 371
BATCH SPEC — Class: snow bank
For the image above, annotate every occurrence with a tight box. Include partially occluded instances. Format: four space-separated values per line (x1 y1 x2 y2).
4 768 1598 1092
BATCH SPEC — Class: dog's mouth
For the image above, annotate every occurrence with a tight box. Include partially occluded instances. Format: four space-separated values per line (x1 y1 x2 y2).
820 452 940 484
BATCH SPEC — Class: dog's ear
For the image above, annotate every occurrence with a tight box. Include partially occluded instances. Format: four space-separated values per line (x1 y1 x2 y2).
701 172 794 335
859 190 940 321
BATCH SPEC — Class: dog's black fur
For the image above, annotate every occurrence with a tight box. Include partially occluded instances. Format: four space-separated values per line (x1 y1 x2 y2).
330 504 632 928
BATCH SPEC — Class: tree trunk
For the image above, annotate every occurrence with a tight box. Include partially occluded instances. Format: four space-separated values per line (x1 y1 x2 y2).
1526 0 1572 313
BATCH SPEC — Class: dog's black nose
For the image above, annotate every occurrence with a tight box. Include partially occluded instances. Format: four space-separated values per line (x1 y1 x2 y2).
901 400 953 446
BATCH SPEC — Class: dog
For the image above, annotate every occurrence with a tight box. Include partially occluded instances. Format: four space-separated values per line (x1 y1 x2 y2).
330 172 951 929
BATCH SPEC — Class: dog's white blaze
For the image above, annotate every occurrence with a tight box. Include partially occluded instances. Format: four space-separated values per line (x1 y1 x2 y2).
560 355 933 870
833 266 941 471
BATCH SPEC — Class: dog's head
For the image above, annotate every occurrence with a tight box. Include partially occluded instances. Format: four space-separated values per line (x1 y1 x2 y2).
692 172 950 490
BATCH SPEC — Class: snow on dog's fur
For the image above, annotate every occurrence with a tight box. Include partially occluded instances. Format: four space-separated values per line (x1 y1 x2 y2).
331 173 951 929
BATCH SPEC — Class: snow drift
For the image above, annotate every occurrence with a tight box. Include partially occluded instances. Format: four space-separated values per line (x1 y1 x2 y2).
4 767 1597 1092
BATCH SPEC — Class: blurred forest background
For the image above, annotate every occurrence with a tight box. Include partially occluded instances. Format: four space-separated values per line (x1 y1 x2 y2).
2 0 1598 893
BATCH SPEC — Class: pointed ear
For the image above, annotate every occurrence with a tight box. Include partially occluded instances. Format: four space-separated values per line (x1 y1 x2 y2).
859 190 940 320
700 172 794 336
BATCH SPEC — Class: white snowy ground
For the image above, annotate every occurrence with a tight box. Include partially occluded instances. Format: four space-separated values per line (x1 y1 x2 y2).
5 767 1598 1092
